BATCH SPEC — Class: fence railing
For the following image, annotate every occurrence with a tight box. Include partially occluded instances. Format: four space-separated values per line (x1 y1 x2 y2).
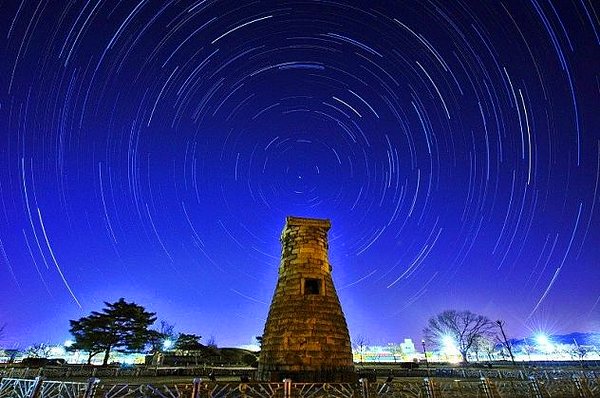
0 377 98 398
360 366 600 381
1 376 599 398
0 366 258 380
3 364 599 382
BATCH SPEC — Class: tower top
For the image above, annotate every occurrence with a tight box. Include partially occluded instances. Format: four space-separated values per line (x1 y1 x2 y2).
285 216 331 229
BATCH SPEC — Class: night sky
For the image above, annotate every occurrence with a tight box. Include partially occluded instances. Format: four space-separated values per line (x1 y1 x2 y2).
0 0 598 349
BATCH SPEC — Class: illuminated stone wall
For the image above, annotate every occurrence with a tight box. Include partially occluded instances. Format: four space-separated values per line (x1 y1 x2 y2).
258 216 354 381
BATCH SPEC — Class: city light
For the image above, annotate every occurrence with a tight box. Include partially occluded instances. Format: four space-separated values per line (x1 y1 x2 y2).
441 335 457 352
163 339 174 350
49 345 66 356
440 335 461 363
535 333 554 353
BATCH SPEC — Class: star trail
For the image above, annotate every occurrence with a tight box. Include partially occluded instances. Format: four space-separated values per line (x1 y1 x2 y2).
0 0 598 347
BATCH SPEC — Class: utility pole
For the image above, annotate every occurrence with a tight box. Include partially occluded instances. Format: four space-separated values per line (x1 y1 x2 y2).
496 320 516 368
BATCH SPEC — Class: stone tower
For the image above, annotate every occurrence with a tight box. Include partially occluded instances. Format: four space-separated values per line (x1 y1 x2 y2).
258 216 354 382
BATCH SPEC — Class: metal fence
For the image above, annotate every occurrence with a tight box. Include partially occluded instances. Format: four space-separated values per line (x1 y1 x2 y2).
3 365 599 382
0 377 97 398
1 376 599 398
0 367 256 380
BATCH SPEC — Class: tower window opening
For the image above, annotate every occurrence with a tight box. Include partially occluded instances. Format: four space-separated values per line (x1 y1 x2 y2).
304 278 322 295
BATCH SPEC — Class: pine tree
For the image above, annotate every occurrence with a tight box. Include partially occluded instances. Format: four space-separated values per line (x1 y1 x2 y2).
174 333 203 351
69 298 157 365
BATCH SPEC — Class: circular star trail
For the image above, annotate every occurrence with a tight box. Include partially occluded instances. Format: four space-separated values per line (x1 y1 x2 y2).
0 0 598 346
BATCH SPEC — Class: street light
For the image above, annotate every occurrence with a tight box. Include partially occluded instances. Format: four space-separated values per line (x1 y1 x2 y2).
441 335 460 363
535 333 554 359
421 339 429 374
535 334 550 347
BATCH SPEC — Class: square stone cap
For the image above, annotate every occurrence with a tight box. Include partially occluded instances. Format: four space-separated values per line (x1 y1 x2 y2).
285 216 331 229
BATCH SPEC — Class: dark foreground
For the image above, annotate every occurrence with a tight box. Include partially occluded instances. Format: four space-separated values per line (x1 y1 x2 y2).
2 361 600 397
1 374 599 397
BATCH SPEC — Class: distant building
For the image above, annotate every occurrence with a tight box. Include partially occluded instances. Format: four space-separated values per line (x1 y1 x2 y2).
400 339 416 355
352 340 420 363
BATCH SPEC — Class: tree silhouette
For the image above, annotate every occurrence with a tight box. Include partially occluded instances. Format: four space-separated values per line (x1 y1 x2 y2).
495 320 516 366
26 343 51 358
352 335 369 363
477 336 497 362
423 309 495 363
69 298 157 365
206 335 217 348
148 320 176 353
255 335 263 350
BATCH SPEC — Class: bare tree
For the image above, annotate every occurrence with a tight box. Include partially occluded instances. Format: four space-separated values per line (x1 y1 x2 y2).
495 320 516 367
521 338 534 361
471 336 484 362
148 320 176 352
570 344 587 359
0 323 6 353
158 320 176 340
26 343 52 358
206 335 217 348
572 340 591 368
478 336 497 362
352 335 369 363
423 310 495 363
5 349 19 363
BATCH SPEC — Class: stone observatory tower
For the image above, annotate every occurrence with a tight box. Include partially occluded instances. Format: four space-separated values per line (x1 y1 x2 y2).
258 216 354 382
